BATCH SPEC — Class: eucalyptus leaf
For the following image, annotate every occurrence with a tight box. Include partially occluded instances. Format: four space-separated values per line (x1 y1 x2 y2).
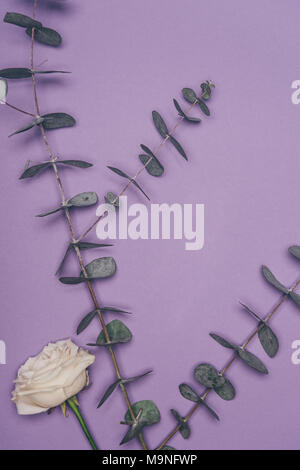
42 113 76 130
120 423 143 446
36 206 62 217
9 119 37 137
209 333 237 350
34 70 70 75
107 166 150 200
68 192 98 208
75 241 113 250
173 99 201 123
97 379 121 408
96 319 132 346
182 88 198 104
237 348 268 374
122 370 152 385
170 409 190 439
55 244 72 275
168 134 188 160
0 79 8 104
105 192 119 207
199 398 220 421
19 162 51 179
152 111 168 138
261 265 289 294
58 160 92 168
76 310 98 335
194 363 225 389
289 245 300 260
59 276 84 285
26 26 62 47
101 306 131 314
239 301 262 322
258 322 279 358
200 82 212 100
139 154 164 177
214 378 235 401
197 98 210 116
4 12 42 29
140 144 155 157
81 257 116 280
161 446 176 450
289 291 300 307
0 67 32 79
124 400 160 427
179 383 200 403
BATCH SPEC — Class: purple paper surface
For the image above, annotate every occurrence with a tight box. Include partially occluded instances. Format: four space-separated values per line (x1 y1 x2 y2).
1 0 300 450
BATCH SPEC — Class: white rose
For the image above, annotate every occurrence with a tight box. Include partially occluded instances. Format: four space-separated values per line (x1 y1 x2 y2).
0 79 8 104
12 339 95 415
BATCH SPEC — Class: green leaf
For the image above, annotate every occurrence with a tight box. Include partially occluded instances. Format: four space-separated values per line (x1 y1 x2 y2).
19 162 51 179
261 265 289 294
0 67 32 79
258 322 279 358
26 26 62 47
75 241 113 250
289 291 300 307
209 334 237 350
34 70 70 75
120 423 144 446
214 378 235 401
289 245 300 260
105 192 119 207
81 257 116 280
239 301 262 322
237 348 268 374
199 398 220 421
122 370 152 385
67 191 98 208
97 379 121 408
107 166 150 201
197 98 210 116
200 82 212 100
101 306 131 314
55 244 72 275
76 310 98 335
36 206 62 217
59 276 84 285
4 12 42 29
42 113 76 130
161 446 176 450
58 160 92 169
170 409 190 439
182 87 198 104
125 400 160 427
194 363 225 389
9 119 37 137
168 134 188 160
96 319 132 346
152 111 168 138
173 99 201 123
139 154 164 177
179 383 200 403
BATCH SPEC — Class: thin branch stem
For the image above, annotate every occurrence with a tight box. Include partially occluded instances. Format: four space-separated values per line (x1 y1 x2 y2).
28 0 147 450
156 278 300 449
3 101 35 117
76 100 199 243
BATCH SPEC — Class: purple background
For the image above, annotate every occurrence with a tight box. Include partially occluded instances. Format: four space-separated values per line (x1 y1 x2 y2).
1 0 300 450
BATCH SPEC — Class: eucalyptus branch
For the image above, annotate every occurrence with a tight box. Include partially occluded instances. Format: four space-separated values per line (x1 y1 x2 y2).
77 98 202 243
156 276 300 449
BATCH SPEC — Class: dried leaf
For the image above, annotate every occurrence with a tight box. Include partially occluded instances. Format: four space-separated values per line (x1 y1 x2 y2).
35 70 70 75
197 98 210 116
170 409 190 439
122 370 152 385
107 166 150 200
26 26 62 47
237 348 268 374
36 206 62 217
289 291 300 307
0 67 32 79
124 400 160 427
59 277 84 285
200 82 212 100
96 319 132 346
9 119 37 137
19 162 51 179
258 322 279 358
173 99 201 123
179 383 200 403
152 111 168 138
199 398 220 421
194 363 225 389
76 310 98 335
261 265 289 294
139 154 164 177
4 12 42 29
105 192 119 207
239 301 262 322
81 257 116 280
75 241 113 250
42 113 76 130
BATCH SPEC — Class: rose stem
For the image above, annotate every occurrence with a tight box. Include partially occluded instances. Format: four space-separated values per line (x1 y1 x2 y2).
76 98 203 243
156 277 300 450
29 0 147 450
66 399 98 450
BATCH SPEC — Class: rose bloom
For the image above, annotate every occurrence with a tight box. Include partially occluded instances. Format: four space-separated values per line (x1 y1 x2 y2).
12 339 95 415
